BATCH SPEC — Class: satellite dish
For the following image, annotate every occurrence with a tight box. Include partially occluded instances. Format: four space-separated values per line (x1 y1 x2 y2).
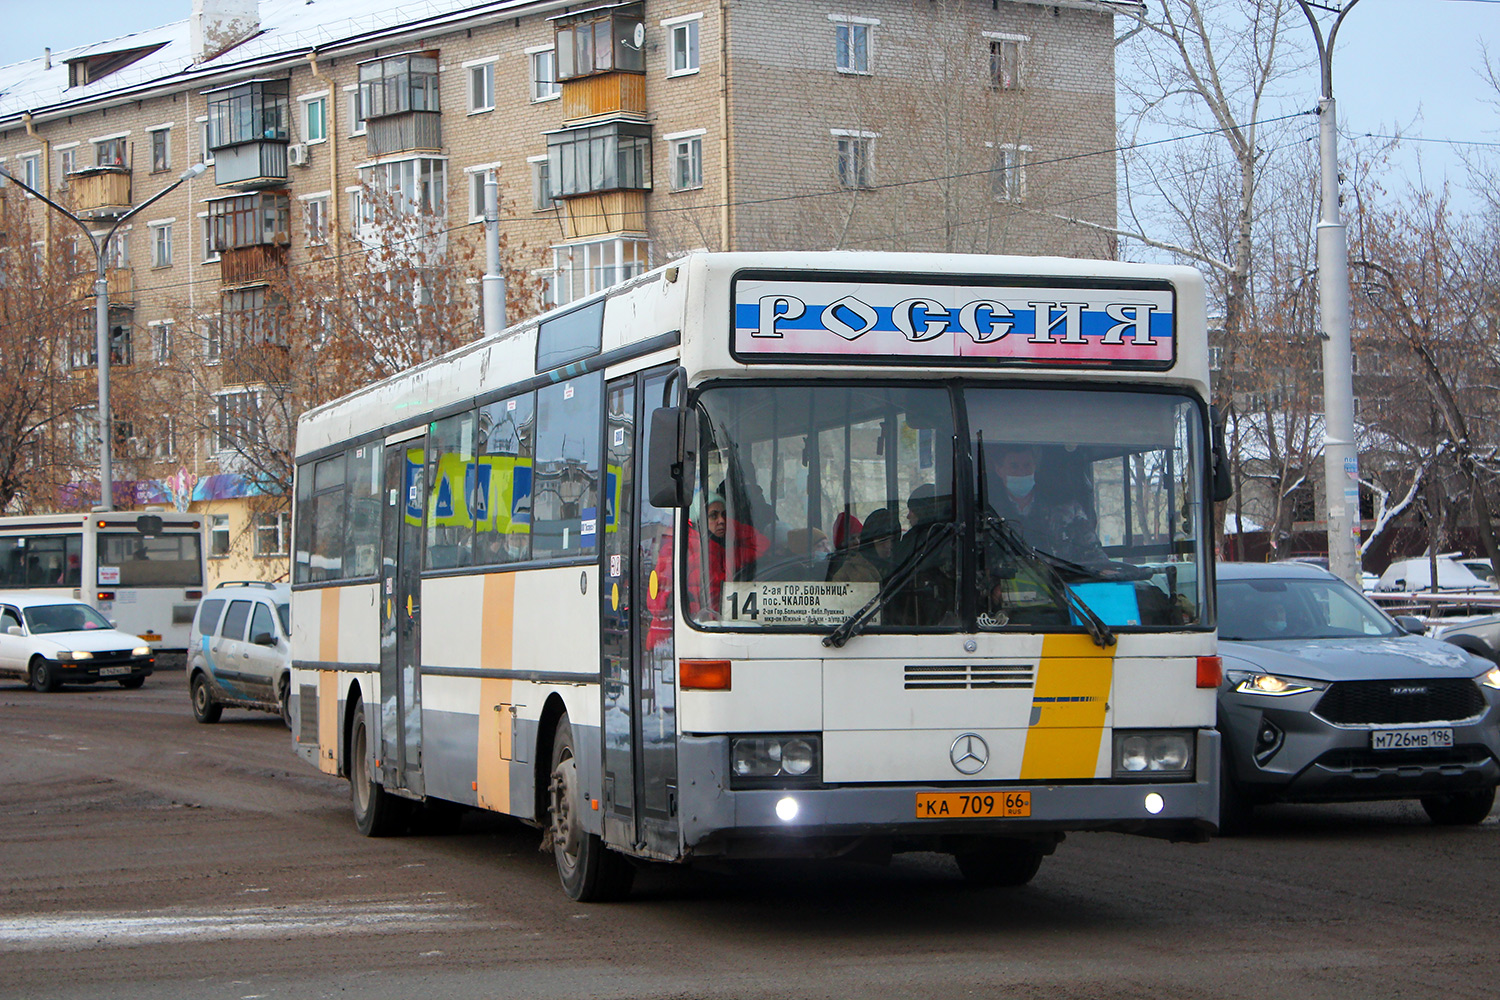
633 22 645 48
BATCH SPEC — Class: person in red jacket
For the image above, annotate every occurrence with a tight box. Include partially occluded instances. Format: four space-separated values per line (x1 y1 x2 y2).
646 493 768 648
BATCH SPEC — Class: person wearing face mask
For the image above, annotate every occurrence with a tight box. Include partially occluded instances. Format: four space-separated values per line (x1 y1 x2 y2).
985 444 1109 569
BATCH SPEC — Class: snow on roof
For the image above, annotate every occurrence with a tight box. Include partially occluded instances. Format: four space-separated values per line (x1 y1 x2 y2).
0 0 539 123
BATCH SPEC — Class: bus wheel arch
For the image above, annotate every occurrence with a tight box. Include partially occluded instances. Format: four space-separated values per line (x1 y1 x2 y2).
534 693 569 824
342 681 365 780
546 712 634 901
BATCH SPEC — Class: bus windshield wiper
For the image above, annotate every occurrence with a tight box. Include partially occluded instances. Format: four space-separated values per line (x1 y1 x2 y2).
978 513 1116 649
823 521 958 649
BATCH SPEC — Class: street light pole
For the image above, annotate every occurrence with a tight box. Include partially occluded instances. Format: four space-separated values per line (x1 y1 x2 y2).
1298 0 1362 586
0 161 206 510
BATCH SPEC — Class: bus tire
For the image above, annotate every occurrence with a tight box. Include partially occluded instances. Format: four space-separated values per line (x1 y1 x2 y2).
350 701 408 837
29 657 59 693
548 715 634 902
954 839 1045 888
190 673 222 723
117 676 145 689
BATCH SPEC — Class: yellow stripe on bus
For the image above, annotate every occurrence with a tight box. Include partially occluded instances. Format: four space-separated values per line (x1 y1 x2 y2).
1019 633 1115 781
319 588 340 664
318 670 340 775
476 573 516 811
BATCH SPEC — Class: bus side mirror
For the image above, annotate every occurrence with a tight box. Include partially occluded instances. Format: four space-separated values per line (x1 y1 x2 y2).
647 407 692 508
1210 405 1234 503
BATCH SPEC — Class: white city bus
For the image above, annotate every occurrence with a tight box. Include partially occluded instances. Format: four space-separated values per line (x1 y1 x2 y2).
0 511 207 652
290 251 1230 900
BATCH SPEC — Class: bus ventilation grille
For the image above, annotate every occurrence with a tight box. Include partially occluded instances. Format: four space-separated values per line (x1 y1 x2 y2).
904 664 1035 690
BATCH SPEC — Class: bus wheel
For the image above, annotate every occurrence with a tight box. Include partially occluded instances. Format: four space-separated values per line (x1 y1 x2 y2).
277 675 292 729
954 839 1045 888
190 673 222 723
350 701 408 837
29 658 59 693
547 715 634 902
118 676 145 690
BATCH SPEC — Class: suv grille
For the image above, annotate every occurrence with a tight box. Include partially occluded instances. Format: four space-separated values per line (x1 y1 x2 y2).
1314 679 1486 725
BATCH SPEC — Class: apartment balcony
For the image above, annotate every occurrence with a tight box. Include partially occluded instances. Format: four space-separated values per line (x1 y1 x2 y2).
559 190 646 240
213 140 289 189
67 166 132 220
562 72 646 124
367 110 442 157
219 243 288 287
70 267 134 305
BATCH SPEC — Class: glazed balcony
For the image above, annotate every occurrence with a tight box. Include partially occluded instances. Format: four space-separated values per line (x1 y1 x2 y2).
366 111 442 157
562 72 646 123
206 79 291 189
219 243 288 287
70 267 135 305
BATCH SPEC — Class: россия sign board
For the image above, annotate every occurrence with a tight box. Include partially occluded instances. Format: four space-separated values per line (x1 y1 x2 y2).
730 273 1176 369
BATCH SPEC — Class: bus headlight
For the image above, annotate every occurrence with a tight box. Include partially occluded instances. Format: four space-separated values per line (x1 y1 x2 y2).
1113 730 1194 780
730 734 821 786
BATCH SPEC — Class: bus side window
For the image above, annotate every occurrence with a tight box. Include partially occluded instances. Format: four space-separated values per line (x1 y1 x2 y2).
220 600 253 642
196 598 226 638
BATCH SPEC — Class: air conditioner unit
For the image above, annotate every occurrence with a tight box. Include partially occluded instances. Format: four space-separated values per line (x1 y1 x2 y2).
287 143 309 167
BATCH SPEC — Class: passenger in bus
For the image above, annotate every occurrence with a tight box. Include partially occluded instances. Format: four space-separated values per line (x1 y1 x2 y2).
832 507 898 583
888 485 958 626
649 493 769 625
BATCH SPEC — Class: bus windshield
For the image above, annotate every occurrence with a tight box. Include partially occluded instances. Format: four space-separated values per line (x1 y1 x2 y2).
97 533 205 587
689 383 1207 633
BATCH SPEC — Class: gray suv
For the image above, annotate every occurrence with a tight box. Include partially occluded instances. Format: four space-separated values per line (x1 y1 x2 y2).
186 581 292 726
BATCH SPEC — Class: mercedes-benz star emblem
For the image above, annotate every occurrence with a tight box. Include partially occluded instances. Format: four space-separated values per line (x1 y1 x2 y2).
949 733 989 775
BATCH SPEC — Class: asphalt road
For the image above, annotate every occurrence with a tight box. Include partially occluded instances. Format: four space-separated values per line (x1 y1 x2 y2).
2 667 1498 1000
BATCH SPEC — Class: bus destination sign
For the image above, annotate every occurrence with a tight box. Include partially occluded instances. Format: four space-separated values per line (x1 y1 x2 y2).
731 277 1175 368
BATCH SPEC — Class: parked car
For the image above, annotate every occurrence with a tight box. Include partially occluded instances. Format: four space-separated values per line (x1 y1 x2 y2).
1375 556 1495 593
1273 556 1378 592
186 581 291 726
1457 557 1496 587
1216 562 1500 831
1427 614 1500 665
0 592 154 692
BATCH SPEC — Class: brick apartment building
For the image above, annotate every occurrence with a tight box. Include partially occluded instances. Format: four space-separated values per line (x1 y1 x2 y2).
0 0 1136 583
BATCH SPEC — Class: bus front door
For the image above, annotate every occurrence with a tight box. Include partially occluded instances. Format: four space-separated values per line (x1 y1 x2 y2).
380 437 424 794
601 370 680 859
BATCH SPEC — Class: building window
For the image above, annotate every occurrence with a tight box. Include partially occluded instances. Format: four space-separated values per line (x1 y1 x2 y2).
95 137 127 168
21 153 40 190
530 157 553 211
358 53 440 120
150 128 170 172
207 192 291 253
348 88 367 135
223 286 286 352
530 47 561 102
208 514 231 558
200 216 220 262
56 147 77 188
987 34 1026 90
198 119 214 165
833 131 875 189
555 12 645 81
150 222 172 268
303 195 328 245
301 95 327 143
831 17 875 75
69 307 134 369
254 511 290 557
467 60 495 114
206 80 289 149
1208 345 1224 371
105 232 129 269
213 390 261 454
202 315 222 363
151 416 177 460
467 167 499 222
666 131 704 191
357 157 446 218
152 321 173 363
551 237 649 307
547 122 652 197
992 144 1028 201
664 15 701 77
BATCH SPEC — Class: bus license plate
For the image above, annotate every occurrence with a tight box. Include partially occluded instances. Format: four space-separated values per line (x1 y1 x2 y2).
139 633 161 643
1372 728 1453 750
98 666 130 677
916 791 1031 819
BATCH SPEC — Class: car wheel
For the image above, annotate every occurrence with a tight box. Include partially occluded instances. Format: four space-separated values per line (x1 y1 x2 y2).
350 700 409 837
1217 754 1253 836
190 673 222 724
953 838 1046 887
1420 786 1496 826
277 674 292 730
117 676 146 689
29 657 59 693
547 715 634 901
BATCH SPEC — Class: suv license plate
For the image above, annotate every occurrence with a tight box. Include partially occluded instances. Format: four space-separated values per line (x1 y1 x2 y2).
916 791 1031 818
98 666 130 677
1372 728 1453 750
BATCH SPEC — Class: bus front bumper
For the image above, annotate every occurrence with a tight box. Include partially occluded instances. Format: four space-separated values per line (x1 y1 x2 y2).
676 730 1220 857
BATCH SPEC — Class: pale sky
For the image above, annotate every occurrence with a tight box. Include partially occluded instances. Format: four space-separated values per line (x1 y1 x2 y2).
1 0 1495 205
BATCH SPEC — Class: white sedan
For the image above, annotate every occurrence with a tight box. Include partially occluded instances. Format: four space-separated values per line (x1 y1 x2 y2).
0 592 155 692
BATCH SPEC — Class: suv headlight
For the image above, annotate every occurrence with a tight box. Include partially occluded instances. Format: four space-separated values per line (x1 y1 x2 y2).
1113 730 1195 780
1480 666 1500 690
1226 670 1326 697
730 735 821 786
